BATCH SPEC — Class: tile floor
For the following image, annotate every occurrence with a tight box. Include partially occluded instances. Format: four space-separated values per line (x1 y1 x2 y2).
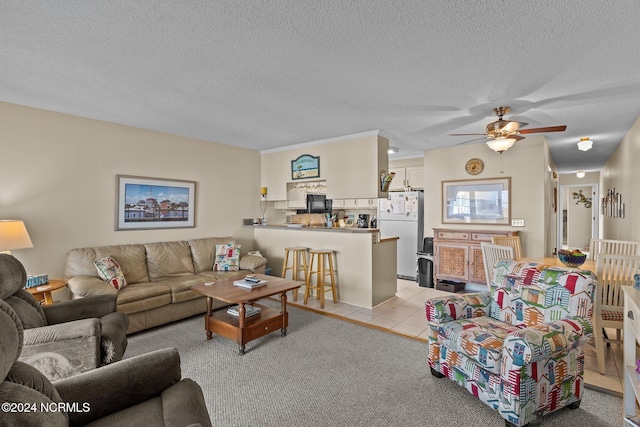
288 278 624 397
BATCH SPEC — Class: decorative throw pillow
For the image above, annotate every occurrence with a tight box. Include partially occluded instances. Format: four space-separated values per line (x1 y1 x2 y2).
94 256 127 290
213 243 241 271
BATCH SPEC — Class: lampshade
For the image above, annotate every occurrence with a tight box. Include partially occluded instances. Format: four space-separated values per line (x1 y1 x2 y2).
577 137 593 151
576 170 586 178
486 137 516 153
0 220 33 254
388 146 399 154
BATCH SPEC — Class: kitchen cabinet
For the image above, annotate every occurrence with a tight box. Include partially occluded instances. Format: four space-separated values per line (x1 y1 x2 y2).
388 166 424 191
356 199 377 209
406 166 424 189
433 228 518 285
334 199 377 209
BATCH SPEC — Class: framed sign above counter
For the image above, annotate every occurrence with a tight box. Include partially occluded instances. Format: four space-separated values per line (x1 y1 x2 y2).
291 154 320 180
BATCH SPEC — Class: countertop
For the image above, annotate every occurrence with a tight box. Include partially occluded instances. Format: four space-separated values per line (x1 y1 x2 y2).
246 224 380 233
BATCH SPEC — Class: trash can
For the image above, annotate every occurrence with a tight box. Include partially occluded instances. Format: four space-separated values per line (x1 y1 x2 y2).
417 237 434 288
417 254 433 288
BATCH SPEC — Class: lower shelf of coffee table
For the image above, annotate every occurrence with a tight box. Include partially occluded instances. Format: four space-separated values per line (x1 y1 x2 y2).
206 304 288 351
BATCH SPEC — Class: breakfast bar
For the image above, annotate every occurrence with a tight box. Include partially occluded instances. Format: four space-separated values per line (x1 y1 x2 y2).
251 225 398 308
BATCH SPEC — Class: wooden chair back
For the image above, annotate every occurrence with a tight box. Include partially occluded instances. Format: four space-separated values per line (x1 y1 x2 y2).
594 254 640 316
592 253 640 374
588 238 640 261
481 242 515 289
491 235 523 259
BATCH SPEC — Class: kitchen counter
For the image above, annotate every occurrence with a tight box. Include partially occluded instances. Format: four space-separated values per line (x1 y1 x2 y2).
251 226 398 308
246 224 379 233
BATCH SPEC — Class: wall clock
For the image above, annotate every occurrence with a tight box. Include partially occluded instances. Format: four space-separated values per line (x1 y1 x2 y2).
465 158 484 175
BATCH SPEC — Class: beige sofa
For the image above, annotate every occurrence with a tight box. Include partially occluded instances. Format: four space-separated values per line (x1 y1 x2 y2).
65 237 267 333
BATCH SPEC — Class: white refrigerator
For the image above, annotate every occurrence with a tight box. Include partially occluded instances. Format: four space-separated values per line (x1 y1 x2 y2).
378 191 424 280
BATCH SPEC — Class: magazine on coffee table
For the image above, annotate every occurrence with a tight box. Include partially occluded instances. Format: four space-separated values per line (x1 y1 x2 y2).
227 305 262 317
233 279 267 289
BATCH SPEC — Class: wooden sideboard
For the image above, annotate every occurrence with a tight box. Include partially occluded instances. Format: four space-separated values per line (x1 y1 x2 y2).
433 228 519 285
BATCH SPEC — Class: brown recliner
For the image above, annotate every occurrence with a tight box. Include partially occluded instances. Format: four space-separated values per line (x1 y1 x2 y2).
0 297 212 426
0 253 128 381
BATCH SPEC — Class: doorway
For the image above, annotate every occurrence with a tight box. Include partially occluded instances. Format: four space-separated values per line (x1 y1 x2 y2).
557 184 598 254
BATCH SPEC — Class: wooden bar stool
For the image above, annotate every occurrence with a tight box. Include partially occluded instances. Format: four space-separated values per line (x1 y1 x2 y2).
304 249 337 309
281 247 309 301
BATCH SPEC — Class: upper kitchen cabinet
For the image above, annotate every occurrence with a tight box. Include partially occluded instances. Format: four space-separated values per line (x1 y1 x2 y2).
261 131 390 201
388 166 424 191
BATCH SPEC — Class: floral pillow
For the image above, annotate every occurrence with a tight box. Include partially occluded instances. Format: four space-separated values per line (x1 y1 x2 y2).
94 256 127 290
213 243 241 271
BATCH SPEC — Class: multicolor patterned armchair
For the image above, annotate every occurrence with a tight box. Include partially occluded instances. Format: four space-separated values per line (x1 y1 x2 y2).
425 260 595 427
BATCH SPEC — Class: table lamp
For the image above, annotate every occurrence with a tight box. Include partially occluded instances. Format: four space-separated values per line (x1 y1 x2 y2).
259 188 268 225
0 220 34 254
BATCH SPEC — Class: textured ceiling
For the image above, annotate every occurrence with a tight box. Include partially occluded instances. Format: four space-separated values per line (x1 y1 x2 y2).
2 0 640 172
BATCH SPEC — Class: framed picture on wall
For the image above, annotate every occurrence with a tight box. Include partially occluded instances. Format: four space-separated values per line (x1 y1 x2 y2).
115 175 196 230
291 154 320 180
442 177 511 225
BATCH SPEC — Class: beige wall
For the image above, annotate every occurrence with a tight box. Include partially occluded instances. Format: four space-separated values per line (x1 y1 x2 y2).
389 157 423 168
600 115 640 241
565 186 592 250
558 171 599 250
423 136 553 258
0 102 261 279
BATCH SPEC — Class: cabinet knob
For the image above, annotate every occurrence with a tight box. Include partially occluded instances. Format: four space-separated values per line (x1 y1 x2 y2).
628 310 635 320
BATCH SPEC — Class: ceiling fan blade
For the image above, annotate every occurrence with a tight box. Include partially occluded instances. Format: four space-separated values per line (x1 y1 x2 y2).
501 120 528 132
518 125 567 134
456 136 490 145
449 133 488 136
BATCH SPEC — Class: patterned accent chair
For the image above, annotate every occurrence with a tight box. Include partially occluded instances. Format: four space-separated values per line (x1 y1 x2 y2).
425 260 595 427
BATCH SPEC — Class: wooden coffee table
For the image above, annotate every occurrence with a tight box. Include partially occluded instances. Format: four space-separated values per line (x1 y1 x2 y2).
192 274 301 354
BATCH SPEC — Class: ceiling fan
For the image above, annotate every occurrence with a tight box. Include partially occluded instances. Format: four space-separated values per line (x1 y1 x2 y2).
450 106 567 153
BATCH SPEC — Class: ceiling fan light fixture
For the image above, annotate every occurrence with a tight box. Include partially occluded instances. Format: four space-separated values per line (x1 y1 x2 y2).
486 137 516 153
388 146 399 154
577 137 593 151
576 170 586 178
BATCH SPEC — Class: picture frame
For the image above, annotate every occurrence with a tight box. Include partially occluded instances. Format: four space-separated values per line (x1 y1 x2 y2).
345 214 355 227
291 154 320 180
116 175 196 230
442 177 511 225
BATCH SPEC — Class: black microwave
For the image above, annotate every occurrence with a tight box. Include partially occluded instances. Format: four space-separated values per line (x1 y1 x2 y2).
306 194 332 214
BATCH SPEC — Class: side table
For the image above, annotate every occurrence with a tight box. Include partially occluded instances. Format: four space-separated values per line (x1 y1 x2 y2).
25 279 66 305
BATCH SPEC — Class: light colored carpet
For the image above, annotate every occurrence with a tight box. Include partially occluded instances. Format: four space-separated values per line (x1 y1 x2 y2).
126 301 623 426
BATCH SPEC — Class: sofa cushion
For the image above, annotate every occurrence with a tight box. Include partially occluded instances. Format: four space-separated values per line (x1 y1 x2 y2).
214 243 241 271
437 316 523 374
94 256 127 290
188 237 236 273
152 276 207 303
95 245 149 284
144 241 194 281
116 282 170 305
